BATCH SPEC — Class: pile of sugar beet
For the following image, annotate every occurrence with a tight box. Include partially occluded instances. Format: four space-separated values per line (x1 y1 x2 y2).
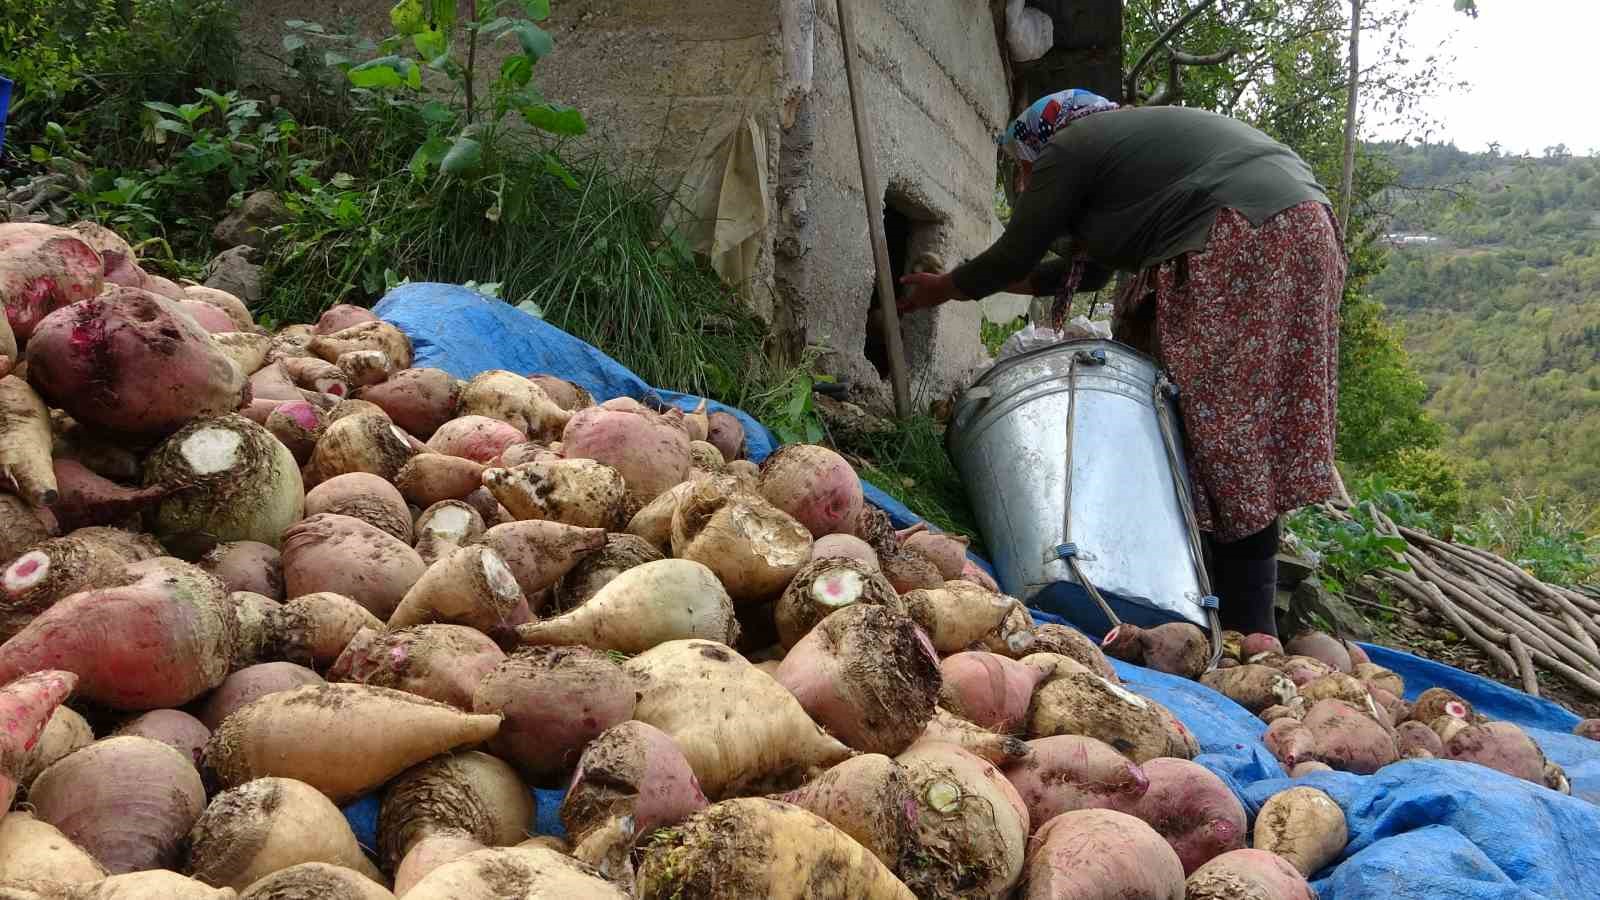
2 220 1597 900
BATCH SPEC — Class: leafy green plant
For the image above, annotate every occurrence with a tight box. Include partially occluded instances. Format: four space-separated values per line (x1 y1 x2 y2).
2 0 241 162
1286 504 1411 596
980 315 1027 357
286 0 584 185
829 414 978 543
745 364 832 447
24 88 326 252
1461 495 1599 587
1346 471 1441 534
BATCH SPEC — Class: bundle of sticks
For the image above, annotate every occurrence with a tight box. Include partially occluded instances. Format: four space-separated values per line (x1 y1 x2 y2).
1323 498 1600 700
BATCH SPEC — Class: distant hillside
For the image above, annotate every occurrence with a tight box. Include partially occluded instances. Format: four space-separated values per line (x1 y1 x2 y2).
1366 142 1600 514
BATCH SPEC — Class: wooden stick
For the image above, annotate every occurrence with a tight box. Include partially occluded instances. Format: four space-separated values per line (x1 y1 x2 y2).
1393 528 1600 655
1449 597 1600 698
1564 610 1600 655
835 0 911 418
1560 587 1600 616
1435 571 1600 674
1524 642 1600 698
1336 509 1600 692
1451 569 1562 656
1508 634 1540 697
1427 573 1600 685
1404 549 1582 662
1384 571 1520 679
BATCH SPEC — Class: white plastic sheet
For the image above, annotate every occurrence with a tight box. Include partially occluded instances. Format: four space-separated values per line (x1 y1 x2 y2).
995 316 1112 362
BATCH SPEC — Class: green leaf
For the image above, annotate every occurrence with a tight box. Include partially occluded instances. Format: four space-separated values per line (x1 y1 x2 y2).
477 16 513 35
785 378 811 422
141 101 186 117
196 88 229 113
440 135 482 176
500 54 532 87
413 28 448 59
347 56 420 90
285 19 325 32
510 22 554 60
389 0 425 34
419 100 456 124
324 50 352 68
154 118 191 136
347 58 405 89
282 34 306 52
542 152 579 189
409 132 454 176
519 102 586 135
521 0 551 20
388 0 454 32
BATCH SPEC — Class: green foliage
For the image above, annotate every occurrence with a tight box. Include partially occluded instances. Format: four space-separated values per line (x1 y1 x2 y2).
264 140 774 402
1336 294 1443 468
285 0 584 186
741 363 834 448
830 415 978 542
1460 496 1599 587
17 89 321 263
1286 503 1412 596
980 316 1027 357
1 0 241 162
1366 448 1468 524
1368 144 1600 516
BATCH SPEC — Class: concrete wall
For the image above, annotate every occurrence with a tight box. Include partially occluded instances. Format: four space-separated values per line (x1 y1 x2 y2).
776 0 1008 408
239 0 1012 410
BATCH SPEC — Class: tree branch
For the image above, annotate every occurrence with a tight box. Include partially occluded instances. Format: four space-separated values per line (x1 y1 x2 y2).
1125 0 1223 103
1145 54 1184 106
1172 48 1238 66
1340 0 1361 234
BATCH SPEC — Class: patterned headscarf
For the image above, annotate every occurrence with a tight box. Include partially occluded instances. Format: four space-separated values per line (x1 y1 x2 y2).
997 89 1121 164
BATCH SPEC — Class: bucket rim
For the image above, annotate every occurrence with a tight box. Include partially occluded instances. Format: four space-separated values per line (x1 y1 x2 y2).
945 337 1162 456
972 336 1159 391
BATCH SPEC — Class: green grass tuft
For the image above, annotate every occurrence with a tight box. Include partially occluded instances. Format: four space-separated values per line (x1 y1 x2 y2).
829 414 980 546
261 126 773 405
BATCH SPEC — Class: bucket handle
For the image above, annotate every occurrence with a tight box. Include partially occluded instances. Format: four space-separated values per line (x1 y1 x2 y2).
1152 374 1226 672
949 385 992 434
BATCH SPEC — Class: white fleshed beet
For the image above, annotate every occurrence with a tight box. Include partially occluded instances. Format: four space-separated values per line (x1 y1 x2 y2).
144 414 305 550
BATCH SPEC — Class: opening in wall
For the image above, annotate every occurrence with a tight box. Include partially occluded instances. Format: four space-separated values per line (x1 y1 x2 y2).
864 190 943 383
864 199 912 379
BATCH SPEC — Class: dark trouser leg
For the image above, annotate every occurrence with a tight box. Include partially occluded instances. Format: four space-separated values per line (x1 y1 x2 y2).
1214 519 1281 638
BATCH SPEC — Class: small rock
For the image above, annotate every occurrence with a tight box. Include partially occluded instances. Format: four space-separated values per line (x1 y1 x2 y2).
1287 577 1374 640
203 245 263 307
212 190 289 251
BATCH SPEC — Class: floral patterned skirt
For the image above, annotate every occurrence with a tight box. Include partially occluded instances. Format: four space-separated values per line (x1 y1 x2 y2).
1121 201 1346 543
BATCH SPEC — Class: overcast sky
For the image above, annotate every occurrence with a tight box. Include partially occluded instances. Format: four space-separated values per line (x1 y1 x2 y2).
1371 1 1600 155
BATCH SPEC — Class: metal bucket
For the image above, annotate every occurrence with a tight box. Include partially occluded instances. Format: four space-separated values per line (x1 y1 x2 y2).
946 339 1213 632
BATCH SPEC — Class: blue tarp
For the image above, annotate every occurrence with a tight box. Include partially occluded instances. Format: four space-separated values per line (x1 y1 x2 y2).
347 283 1600 898
0 76 12 158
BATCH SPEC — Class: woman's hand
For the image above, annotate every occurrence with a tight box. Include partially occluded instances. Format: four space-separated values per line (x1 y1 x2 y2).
897 272 963 315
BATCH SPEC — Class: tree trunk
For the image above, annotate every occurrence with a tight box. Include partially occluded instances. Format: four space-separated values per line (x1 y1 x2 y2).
1339 0 1361 233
